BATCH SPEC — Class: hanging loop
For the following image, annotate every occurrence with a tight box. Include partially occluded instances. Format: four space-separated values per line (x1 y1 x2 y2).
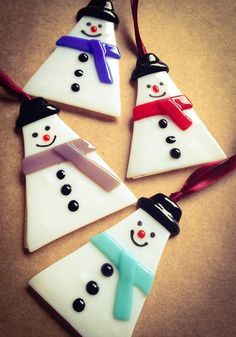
0 69 31 103
170 154 236 202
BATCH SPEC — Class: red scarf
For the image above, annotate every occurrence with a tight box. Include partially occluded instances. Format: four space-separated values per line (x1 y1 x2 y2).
133 95 193 130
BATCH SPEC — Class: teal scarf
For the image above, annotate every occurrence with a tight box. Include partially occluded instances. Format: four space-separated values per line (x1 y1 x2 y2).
91 232 154 321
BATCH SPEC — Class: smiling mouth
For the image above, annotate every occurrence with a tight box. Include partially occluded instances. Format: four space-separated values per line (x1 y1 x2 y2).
81 30 102 38
149 92 166 98
36 135 57 148
130 230 148 247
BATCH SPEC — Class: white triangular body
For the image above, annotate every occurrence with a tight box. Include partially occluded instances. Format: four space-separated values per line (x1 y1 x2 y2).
23 114 136 252
24 16 121 117
29 208 170 337
127 71 226 178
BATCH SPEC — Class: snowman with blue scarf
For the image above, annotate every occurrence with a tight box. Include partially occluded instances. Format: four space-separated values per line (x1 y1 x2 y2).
29 193 182 337
24 0 121 117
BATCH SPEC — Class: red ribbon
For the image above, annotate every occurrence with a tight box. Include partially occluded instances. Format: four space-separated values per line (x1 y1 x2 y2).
169 154 236 202
130 0 147 55
0 69 31 103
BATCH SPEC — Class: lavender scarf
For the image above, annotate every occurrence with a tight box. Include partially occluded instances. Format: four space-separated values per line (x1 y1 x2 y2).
22 138 120 192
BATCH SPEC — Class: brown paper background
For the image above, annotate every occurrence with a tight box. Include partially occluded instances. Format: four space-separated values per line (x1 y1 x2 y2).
0 1 236 337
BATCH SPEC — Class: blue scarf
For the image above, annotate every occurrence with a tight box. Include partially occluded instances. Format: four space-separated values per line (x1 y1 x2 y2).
56 36 120 84
91 232 154 321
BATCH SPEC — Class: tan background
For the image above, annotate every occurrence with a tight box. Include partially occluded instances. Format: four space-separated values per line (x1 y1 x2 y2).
0 1 236 337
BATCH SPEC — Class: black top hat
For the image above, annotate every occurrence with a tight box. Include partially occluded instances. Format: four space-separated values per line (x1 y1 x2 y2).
138 193 181 236
15 97 60 131
131 53 169 81
76 0 119 24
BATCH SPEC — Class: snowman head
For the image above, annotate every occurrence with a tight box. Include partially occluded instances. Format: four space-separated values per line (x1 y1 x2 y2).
72 0 119 43
132 53 182 105
136 71 182 105
72 16 115 43
108 194 181 271
16 98 78 157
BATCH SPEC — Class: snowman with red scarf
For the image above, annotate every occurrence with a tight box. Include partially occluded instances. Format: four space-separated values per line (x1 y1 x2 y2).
127 53 226 178
24 0 121 117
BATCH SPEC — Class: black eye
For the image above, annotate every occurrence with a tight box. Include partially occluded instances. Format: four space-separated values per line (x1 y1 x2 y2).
137 221 142 226
98 24 102 28
146 84 151 88
32 132 38 138
86 22 91 26
150 232 155 238
45 126 50 131
159 82 164 85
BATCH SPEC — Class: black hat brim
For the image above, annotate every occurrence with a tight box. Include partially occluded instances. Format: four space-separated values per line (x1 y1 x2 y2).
76 7 119 24
131 63 169 81
150 193 182 222
138 197 180 236
15 97 60 131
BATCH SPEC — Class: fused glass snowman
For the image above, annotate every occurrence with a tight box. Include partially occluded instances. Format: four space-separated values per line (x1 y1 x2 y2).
29 193 181 337
127 53 226 178
24 0 121 118
16 97 136 252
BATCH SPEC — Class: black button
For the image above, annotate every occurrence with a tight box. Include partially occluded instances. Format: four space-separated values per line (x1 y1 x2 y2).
61 184 72 195
78 53 89 62
74 69 84 77
101 263 114 277
86 281 99 295
158 119 168 128
166 136 176 144
68 200 79 212
72 298 85 312
71 83 80 92
170 148 181 159
56 170 65 180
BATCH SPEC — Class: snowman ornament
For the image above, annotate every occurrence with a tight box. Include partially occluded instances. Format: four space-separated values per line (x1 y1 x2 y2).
16 97 136 252
29 193 181 337
24 0 121 118
127 53 226 178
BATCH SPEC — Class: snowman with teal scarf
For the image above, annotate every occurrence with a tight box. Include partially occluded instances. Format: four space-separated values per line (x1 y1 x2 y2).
29 193 182 337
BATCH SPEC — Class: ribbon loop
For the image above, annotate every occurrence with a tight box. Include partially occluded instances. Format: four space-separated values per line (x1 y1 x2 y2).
0 69 31 102
130 0 147 55
170 154 236 202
